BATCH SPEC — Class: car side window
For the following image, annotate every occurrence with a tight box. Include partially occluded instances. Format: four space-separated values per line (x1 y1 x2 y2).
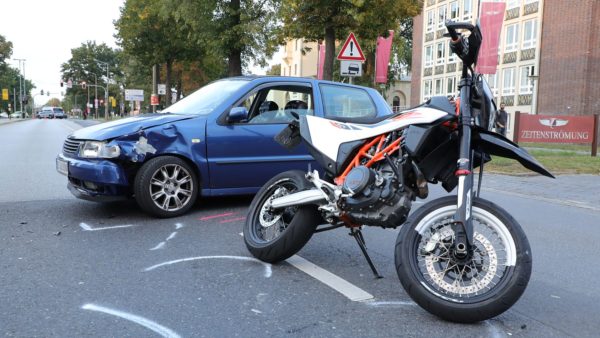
242 86 314 124
320 85 376 120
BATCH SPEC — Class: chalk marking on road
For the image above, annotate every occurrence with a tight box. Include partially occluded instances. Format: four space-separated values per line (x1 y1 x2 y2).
79 222 138 231
150 242 166 251
484 320 504 338
175 223 185 229
285 255 374 301
199 212 235 221
81 303 181 338
485 187 600 212
165 231 177 241
238 232 372 301
143 255 272 278
362 300 416 307
220 217 246 224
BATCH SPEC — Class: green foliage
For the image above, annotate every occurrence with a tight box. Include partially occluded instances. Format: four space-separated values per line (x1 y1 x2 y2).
279 0 421 82
266 64 281 76
0 34 13 66
0 34 35 113
164 0 280 76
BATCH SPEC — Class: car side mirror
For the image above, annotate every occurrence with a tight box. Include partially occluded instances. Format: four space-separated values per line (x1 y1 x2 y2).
227 106 248 123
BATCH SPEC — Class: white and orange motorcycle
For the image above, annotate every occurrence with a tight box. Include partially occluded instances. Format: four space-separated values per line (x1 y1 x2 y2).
243 21 554 323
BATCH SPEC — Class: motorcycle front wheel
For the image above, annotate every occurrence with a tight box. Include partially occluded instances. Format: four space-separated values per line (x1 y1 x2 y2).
395 196 532 323
244 170 322 263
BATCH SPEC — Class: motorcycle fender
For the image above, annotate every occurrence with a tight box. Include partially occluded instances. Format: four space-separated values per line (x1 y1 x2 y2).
474 130 554 178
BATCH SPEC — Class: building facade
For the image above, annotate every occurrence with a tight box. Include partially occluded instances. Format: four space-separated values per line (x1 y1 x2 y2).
411 0 600 139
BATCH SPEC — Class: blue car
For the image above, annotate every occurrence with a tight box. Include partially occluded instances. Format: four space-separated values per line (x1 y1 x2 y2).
56 76 392 217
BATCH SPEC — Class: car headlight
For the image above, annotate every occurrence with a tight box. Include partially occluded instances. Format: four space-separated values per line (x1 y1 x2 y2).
79 141 121 158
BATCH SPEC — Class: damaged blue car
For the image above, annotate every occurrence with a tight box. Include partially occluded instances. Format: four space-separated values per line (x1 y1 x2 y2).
56 76 392 217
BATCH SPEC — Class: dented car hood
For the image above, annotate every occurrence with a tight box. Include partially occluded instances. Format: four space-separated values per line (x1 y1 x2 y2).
70 114 195 141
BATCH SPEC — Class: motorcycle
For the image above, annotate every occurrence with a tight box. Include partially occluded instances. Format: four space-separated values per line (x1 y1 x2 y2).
243 20 554 323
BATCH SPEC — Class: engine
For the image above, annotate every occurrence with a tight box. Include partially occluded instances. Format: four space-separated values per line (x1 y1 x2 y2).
340 165 413 228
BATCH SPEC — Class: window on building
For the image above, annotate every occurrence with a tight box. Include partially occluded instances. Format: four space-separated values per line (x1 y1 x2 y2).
450 1 460 20
438 5 447 29
294 64 297 76
435 78 444 95
427 10 435 32
447 77 456 96
505 24 519 52
485 73 498 96
507 0 519 9
524 0 537 4
425 45 434 67
502 68 516 95
295 39 299 51
462 0 472 20
320 85 376 120
436 42 446 65
519 66 534 94
423 80 432 101
522 20 537 48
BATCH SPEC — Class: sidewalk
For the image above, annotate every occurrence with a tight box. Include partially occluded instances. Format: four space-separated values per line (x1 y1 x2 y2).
481 173 600 210
0 118 28 126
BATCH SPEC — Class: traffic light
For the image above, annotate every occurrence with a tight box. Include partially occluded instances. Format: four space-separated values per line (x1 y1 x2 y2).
40 89 44 95
81 82 87 90
60 80 64 87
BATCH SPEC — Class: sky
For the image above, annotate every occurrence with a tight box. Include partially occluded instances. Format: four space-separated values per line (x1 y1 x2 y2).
0 0 279 106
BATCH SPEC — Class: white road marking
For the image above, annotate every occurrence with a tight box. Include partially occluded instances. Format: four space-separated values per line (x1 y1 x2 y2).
81 303 181 338
484 320 504 338
143 255 273 278
165 232 177 241
79 222 138 231
150 242 166 251
238 232 373 301
175 223 185 229
363 300 416 307
285 255 373 301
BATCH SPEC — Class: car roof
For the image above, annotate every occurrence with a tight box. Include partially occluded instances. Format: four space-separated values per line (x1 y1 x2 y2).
225 75 380 92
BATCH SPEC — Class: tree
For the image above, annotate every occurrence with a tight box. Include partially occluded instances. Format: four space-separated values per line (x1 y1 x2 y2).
266 64 281 76
46 98 61 107
279 0 420 81
60 41 122 113
164 0 280 76
0 34 35 113
0 34 13 66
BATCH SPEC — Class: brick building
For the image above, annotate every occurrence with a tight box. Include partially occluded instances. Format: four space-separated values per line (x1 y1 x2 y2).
411 0 600 139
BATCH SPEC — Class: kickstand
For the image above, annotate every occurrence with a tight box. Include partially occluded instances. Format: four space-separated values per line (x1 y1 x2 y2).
349 228 383 279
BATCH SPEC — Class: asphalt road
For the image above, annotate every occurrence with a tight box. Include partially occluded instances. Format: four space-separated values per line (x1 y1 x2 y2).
1 118 599 337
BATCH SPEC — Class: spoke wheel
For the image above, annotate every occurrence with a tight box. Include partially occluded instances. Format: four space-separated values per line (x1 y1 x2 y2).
134 156 199 218
395 196 531 323
244 170 322 263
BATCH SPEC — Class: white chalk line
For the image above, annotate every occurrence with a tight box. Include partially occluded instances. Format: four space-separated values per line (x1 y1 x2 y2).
165 232 177 241
150 242 166 251
175 223 185 230
363 300 416 307
79 222 138 231
238 232 373 301
143 255 272 278
484 320 505 338
81 303 181 338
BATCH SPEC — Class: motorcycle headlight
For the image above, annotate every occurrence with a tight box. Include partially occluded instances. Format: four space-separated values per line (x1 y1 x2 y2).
79 141 121 159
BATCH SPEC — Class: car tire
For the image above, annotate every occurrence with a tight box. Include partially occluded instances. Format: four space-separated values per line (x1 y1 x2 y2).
134 156 199 218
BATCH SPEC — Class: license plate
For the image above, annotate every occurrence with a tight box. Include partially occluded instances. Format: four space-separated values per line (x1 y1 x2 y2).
56 158 69 176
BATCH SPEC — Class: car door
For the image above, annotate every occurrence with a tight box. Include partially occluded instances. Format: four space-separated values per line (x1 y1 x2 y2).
205 82 316 192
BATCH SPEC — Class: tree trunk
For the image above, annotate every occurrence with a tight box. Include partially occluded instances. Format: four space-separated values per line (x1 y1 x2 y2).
323 26 336 81
228 0 243 76
176 74 182 103
165 59 172 106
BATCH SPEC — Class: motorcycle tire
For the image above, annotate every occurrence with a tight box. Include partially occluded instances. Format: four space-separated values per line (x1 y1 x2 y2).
244 170 322 264
395 196 532 323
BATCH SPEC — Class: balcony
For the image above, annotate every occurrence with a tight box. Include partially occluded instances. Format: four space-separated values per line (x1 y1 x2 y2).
524 1 539 15
520 48 536 61
506 7 520 20
435 65 445 75
501 95 515 106
503 51 518 64
518 94 533 106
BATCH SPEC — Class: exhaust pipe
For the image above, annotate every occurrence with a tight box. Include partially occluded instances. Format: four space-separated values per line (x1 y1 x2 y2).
269 189 327 209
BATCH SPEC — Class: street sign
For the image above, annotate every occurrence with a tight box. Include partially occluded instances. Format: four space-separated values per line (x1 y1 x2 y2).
340 61 362 77
125 89 144 101
337 32 366 62
94 99 99 109
151 94 159 106
1 88 8 101
157 84 166 95
67 79 73 89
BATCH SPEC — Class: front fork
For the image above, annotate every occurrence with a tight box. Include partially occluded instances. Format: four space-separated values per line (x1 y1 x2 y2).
453 76 475 257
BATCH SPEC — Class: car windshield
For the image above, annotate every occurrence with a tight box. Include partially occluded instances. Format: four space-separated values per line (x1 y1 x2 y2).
164 79 250 115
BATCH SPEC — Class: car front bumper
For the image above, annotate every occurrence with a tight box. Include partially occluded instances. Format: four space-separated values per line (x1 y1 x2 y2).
56 153 130 201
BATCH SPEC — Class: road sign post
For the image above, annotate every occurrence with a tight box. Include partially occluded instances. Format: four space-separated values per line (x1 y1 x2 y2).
337 32 366 84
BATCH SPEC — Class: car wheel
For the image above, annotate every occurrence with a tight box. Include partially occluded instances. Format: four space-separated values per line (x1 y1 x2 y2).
134 156 199 218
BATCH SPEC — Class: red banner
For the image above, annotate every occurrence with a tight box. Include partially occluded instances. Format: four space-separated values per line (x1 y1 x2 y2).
517 114 595 143
475 2 506 74
317 43 325 80
375 31 394 84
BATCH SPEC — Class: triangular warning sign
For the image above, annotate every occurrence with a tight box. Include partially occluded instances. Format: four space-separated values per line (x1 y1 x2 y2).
337 32 366 62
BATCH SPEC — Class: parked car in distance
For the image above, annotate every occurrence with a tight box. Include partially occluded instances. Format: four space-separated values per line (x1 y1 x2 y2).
37 107 54 119
52 107 67 119
10 111 28 118
56 76 393 217
0 112 8 118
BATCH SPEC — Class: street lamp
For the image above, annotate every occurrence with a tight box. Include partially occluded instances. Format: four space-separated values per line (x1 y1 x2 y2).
94 59 110 119
528 72 539 115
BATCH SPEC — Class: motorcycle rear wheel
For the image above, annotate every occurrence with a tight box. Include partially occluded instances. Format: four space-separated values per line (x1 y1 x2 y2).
244 170 322 263
395 196 532 323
